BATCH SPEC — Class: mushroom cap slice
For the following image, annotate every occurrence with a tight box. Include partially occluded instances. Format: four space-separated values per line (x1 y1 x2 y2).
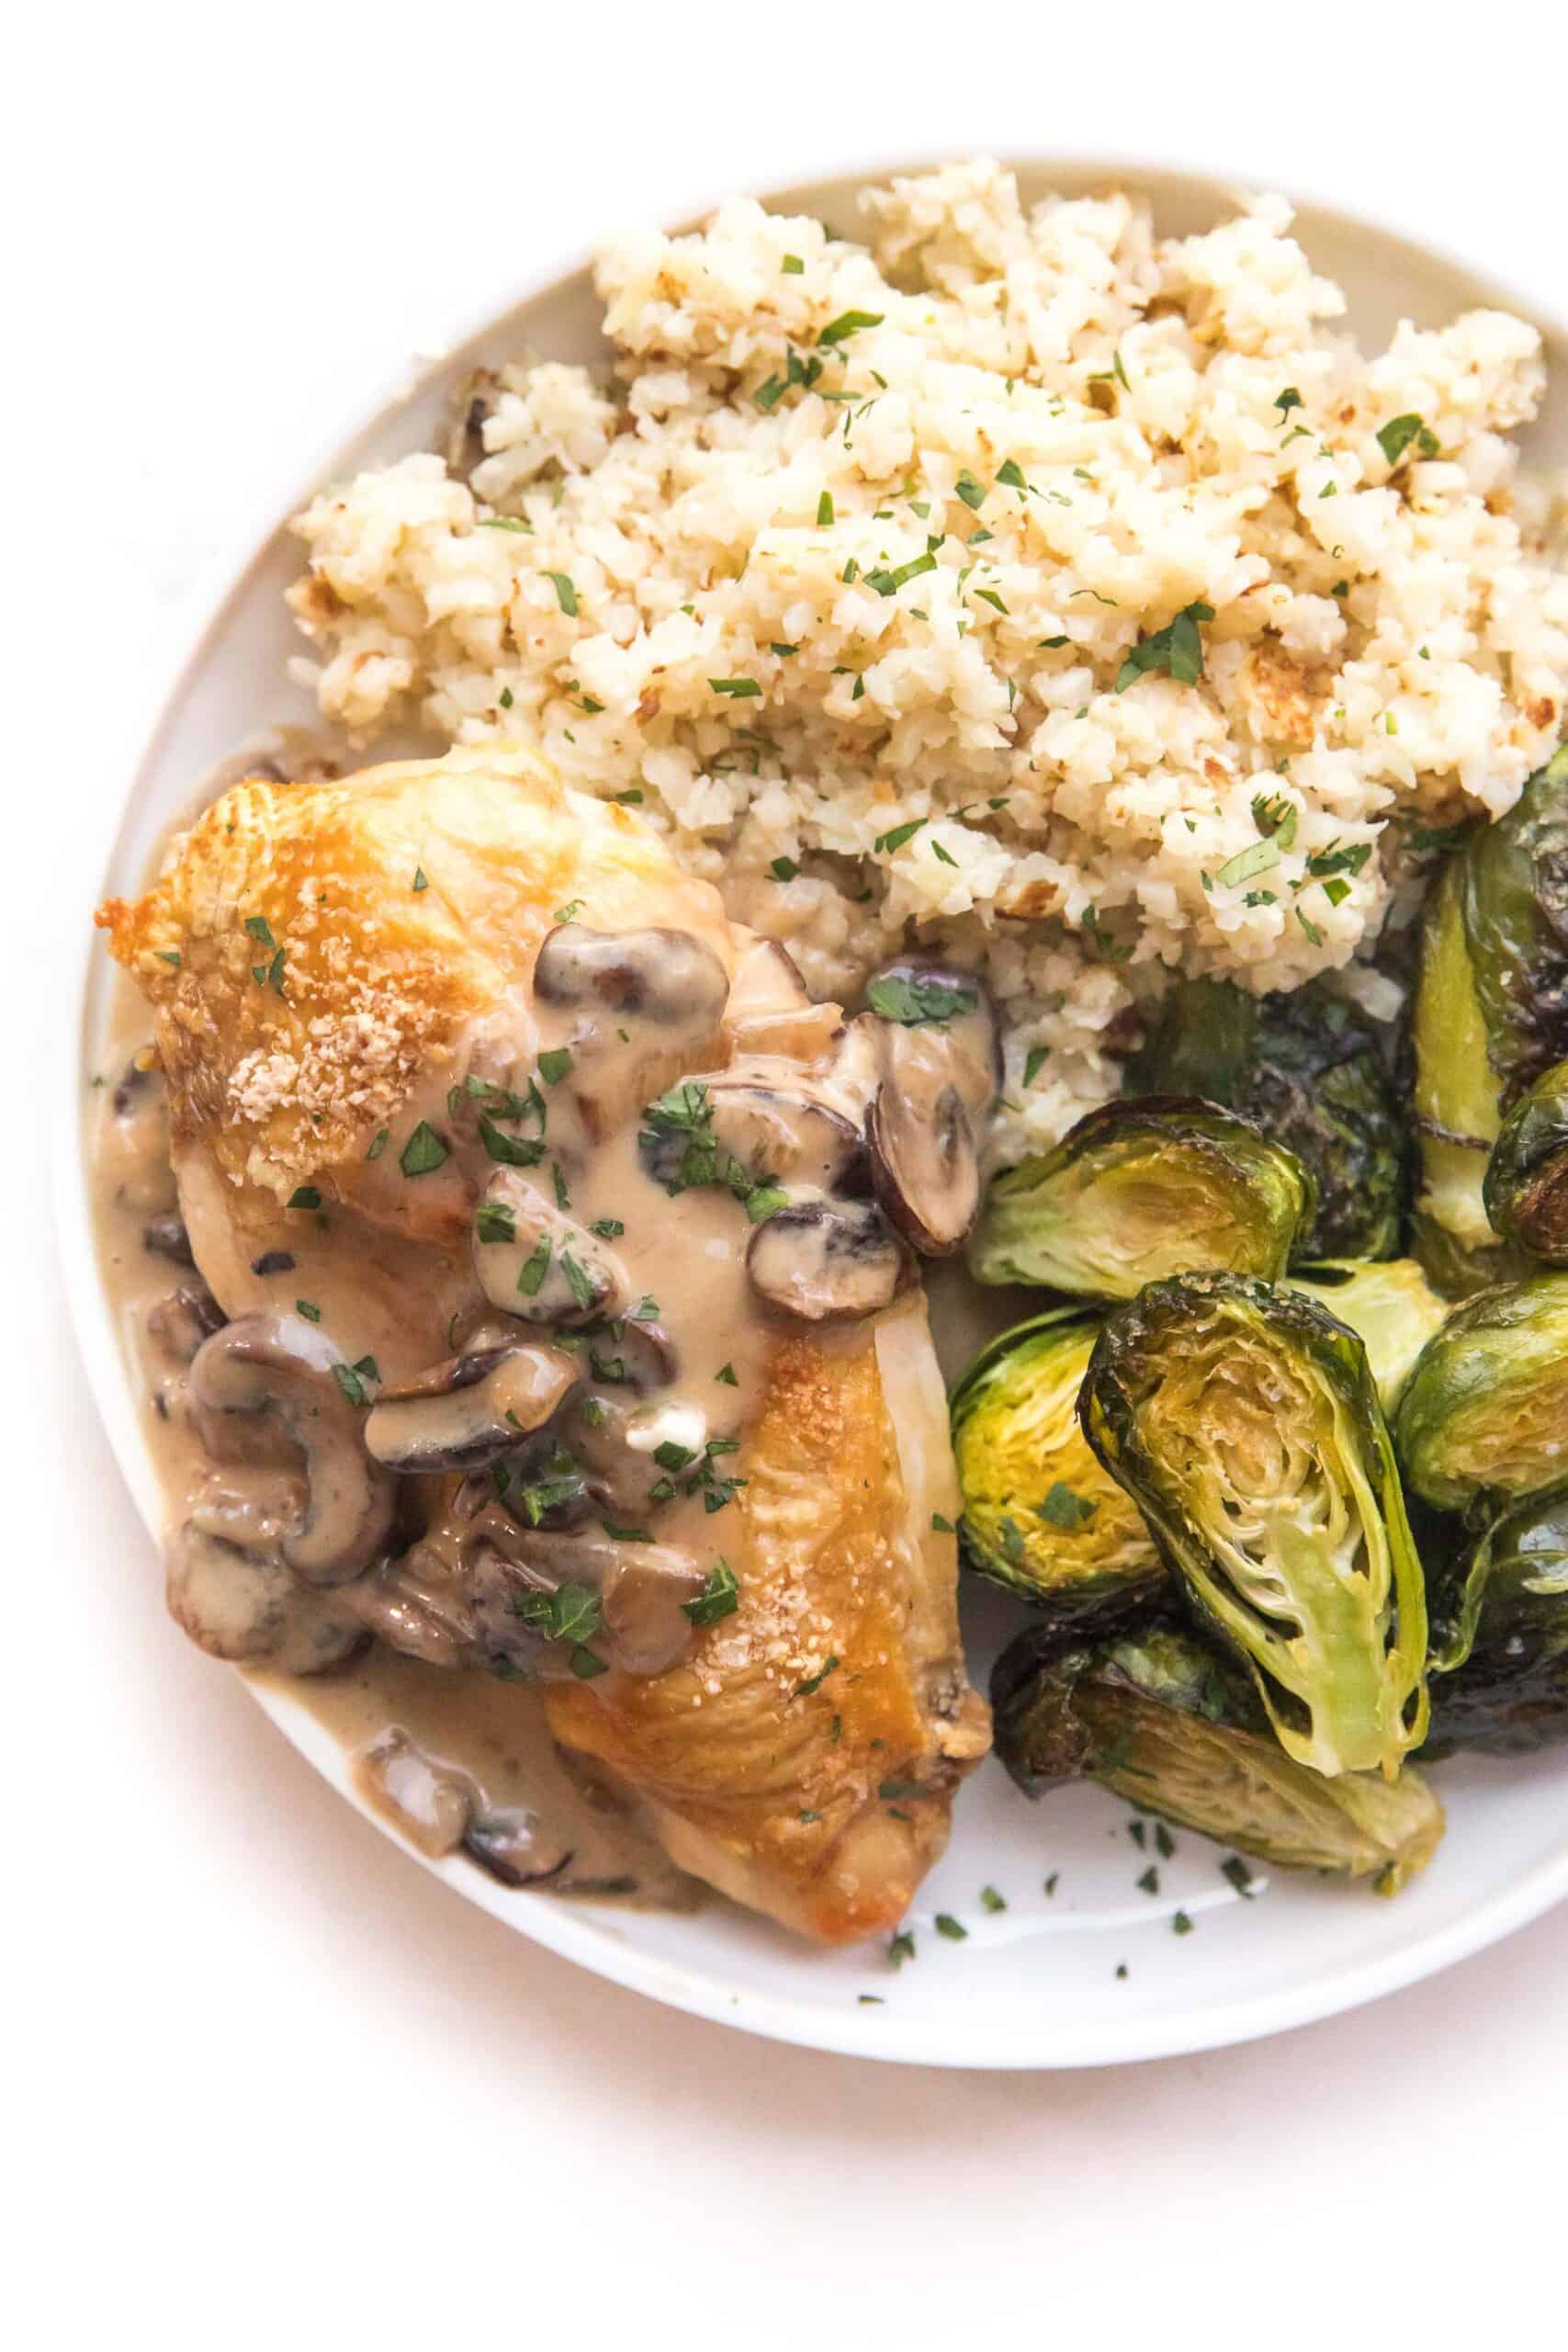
533 922 729 1030
462 1809 574 1888
365 1341 579 1475
639 1078 865 1198
188 1311 396 1585
865 959 1002 1119
866 1079 981 1258
471 1170 629 1328
746 1196 912 1322
164 1523 366 1673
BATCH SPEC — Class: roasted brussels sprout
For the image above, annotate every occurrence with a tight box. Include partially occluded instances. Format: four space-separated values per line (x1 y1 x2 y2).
950 1308 1162 1631
1395 1275 1568 1511
1080 1273 1428 1778
968 1096 1314 1298
1411 744 1568 1295
1483 1058 1568 1262
1424 1484 1568 1756
992 1617 1445 1891
1287 1259 1447 1413
1125 976 1405 1261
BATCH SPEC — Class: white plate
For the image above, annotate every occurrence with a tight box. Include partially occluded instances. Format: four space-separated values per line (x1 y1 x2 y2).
58 159 1568 2069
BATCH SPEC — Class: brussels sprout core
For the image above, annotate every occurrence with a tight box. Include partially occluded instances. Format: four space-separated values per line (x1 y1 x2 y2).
1081 1274 1428 1779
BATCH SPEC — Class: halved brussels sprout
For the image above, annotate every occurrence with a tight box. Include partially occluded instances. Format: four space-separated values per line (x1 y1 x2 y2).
1126 977 1405 1261
968 1096 1314 1298
1287 1259 1447 1413
1411 744 1568 1296
1424 1483 1568 1756
950 1308 1163 1631
992 1617 1444 1891
1483 1059 1568 1262
1080 1273 1428 1779
1395 1275 1568 1511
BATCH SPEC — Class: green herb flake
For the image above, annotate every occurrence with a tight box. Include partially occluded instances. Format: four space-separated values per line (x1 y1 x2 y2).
295 1299 321 1323
475 1200 516 1246
795 1655 839 1698
1221 1855 1256 1898
782 254 805 275
715 1363 739 1387
1115 601 1215 693
874 818 926 855
979 1885 1007 1914
996 458 1027 491
770 855 800 882
1274 387 1303 420
538 1047 573 1085
683 1558 740 1626
287 1186 321 1211
709 677 761 698
887 1929 916 1968
933 1913 967 1942
243 914 276 948
1037 1482 1099 1530
1172 1910 1195 1937
331 1362 371 1408
865 971 977 1027
954 470 986 511
1022 1043 1049 1088
818 309 883 347
399 1121 449 1179
516 1234 552 1297
546 571 579 616
817 491 835 526
412 867 429 893
1214 836 1282 891
931 1512 955 1535
1377 413 1439 467
479 1114 545 1169
1136 1865 1160 1895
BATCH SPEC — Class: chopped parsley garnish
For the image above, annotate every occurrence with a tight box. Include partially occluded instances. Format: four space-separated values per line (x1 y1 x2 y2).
546 571 579 616
365 1127 389 1161
1022 1044 1048 1088
1214 836 1282 891
863 549 938 596
996 458 1027 490
288 1186 322 1211
517 1234 552 1296
683 1559 740 1626
155 950 182 967
933 1914 967 1942
979 1885 1007 1914
795 1655 839 1697
1274 387 1303 420
715 1363 739 1386
479 1114 546 1168
243 915 276 948
590 1216 625 1239
474 1200 516 1245
953 470 986 510
1037 1482 1099 1530
709 676 761 698
412 868 429 893
295 1299 321 1323
867 972 978 1027
478 515 529 533
770 855 800 882
931 1512 954 1534
874 818 925 854
877 1778 924 1801
1305 840 1373 880
513 1579 603 1647
1377 412 1439 467
753 373 786 413
1044 1873 1059 1897
1115 601 1214 693
887 1929 916 1968
331 1361 372 1408
817 309 883 347
554 899 584 923
1172 1910 1195 1936
1136 1865 1160 1895
600 1517 654 1544
1221 1855 1256 1898
537 1047 573 1085
771 641 799 657
782 254 804 274
613 788 644 805
817 491 834 526
559 1251 596 1311
516 1471 587 1526
399 1121 449 1179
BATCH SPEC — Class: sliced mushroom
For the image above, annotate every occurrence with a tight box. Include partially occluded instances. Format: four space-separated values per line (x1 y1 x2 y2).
164 1523 365 1674
145 1281 226 1365
468 1528 707 1679
364 1340 579 1475
188 1312 396 1585
142 1212 195 1266
533 923 729 1031
471 1170 629 1328
746 1197 911 1322
187 1464 308 1550
585 1315 679 1392
345 1540 482 1671
355 1728 479 1858
866 1080 980 1257
638 1078 865 1198
462 1808 575 1888
724 938 846 1062
444 367 502 481
861 962 1000 1255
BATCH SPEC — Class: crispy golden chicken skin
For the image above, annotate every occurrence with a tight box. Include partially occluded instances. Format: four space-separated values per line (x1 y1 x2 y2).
97 745 989 1944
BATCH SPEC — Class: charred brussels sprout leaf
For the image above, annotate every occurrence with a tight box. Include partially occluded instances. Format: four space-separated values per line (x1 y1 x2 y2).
1424 1483 1568 1756
1287 1259 1447 1413
1411 744 1568 1295
950 1308 1163 1631
968 1096 1314 1298
1395 1275 1568 1511
1461 741 1568 1105
1483 1058 1568 1262
1125 977 1405 1261
1080 1273 1428 1778
992 1618 1444 1890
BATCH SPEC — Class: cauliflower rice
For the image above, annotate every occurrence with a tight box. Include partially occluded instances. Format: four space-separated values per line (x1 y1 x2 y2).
286 159 1568 1160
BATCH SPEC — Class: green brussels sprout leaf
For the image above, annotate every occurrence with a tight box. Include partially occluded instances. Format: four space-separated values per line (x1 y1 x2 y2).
1395 1274 1568 1511
1287 1258 1447 1413
1425 1481 1568 1757
1483 1057 1568 1263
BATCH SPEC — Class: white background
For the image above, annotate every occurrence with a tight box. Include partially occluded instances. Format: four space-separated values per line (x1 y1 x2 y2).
10 6 1568 2344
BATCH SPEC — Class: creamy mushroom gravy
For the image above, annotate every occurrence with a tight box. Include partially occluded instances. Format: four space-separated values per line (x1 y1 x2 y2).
89 820 999 1916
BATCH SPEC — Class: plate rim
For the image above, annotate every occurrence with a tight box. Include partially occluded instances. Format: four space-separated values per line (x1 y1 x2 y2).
54 147 1568 2069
